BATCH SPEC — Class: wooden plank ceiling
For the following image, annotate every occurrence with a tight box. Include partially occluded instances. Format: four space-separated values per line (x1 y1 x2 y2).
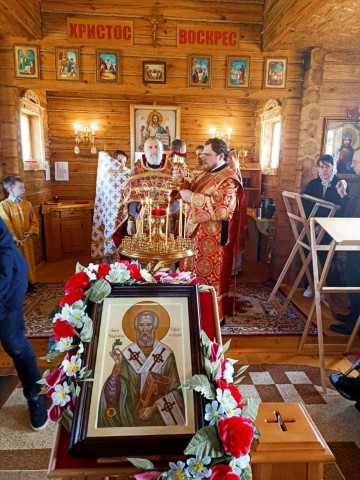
0 0 359 52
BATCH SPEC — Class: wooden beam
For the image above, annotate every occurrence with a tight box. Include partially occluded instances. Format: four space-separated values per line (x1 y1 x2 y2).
262 0 323 51
0 0 42 40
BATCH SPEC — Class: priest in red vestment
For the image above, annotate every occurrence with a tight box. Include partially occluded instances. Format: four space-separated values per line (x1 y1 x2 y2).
180 138 245 319
113 137 179 248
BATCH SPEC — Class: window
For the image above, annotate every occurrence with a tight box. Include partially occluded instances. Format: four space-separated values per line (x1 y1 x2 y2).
19 90 46 171
260 99 282 173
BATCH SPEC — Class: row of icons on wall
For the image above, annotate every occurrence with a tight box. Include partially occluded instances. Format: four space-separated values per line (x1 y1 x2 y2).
13 45 288 89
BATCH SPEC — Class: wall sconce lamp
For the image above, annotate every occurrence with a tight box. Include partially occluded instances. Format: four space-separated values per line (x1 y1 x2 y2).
210 127 232 145
73 122 97 155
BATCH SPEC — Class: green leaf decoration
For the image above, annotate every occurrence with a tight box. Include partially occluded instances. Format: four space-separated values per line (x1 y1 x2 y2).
204 357 212 379
182 374 215 400
48 305 62 320
234 365 249 379
75 384 81 397
39 350 64 362
221 339 231 355
242 398 261 423
253 425 261 441
79 316 93 342
86 278 112 303
61 408 73 432
78 368 93 379
201 331 211 352
184 425 224 457
211 361 221 382
240 464 252 480
75 262 85 273
126 458 155 470
233 375 246 386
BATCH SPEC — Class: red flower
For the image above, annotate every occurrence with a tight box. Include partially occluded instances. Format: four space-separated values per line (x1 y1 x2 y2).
218 415 254 458
97 263 111 279
45 366 66 388
59 288 85 307
53 319 76 340
65 271 90 293
209 464 240 480
216 379 245 408
211 342 222 362
134 472 162 480
48 403 62 422
127 263 142 280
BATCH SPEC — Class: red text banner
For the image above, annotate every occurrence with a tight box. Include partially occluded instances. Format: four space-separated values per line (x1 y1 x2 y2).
67 18 133 45
177 25 239 50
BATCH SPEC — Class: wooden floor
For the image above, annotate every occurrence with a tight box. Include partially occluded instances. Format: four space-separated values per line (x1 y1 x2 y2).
1 256 357 374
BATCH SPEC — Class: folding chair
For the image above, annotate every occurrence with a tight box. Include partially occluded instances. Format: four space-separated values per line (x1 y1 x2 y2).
269 191 339 318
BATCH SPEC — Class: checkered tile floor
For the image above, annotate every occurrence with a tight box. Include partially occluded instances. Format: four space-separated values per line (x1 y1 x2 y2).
238 364 339 405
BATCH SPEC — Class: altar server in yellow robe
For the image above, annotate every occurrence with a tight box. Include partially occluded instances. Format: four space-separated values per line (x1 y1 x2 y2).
0 176 39 288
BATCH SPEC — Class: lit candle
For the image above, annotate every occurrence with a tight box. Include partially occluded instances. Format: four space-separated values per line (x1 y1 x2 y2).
141 199 144 236
90 123 96 135
149 199 152 241
165 204 169 245
179 199 183 238
210 127 216 138
73 122 79 135
227 127 232 141
184 203 189 237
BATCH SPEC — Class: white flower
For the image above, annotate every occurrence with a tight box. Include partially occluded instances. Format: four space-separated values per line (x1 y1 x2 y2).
204 400 224 425
229 454 251 475
222 359 235 383
62 355 82 377
105 268 131 284
83 263 98 281
68 304 86 328
55 337 73 352
111 261 128 271
51 382 71 406
59 303 72 321
140 269 156 283
216 387 234 408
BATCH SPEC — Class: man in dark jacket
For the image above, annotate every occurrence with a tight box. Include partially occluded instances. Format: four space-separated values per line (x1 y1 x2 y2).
330 148 360 334
0 217 48 430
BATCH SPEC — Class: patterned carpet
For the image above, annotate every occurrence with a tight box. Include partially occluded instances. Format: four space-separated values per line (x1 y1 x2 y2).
23 283 64 338
0 365 359 479
222 280 317 336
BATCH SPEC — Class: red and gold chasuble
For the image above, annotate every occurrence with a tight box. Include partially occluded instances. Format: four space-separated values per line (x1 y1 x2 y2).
113 154 176 247
186 166 245 318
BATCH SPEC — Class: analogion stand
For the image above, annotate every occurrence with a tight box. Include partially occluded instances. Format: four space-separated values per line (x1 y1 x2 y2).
251 403 334 480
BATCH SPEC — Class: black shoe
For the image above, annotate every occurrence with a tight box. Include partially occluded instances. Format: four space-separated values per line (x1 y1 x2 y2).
335 312 356 323
28 395 48 431
329 374 360 402
27 282 36 293
330 323 357 335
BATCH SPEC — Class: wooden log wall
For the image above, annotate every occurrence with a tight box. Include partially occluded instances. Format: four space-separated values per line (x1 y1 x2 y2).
1 0 359 275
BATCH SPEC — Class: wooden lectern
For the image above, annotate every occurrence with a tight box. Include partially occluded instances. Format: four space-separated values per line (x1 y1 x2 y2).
251 402 334 480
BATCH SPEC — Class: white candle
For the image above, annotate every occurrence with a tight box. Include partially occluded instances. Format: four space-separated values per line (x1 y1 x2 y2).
149 199 152 241
165 205 169 245
184 203 189 237
179 199 183 238
141 199 144 235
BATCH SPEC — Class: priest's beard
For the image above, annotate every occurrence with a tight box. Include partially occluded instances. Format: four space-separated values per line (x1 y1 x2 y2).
137 330 156 348
147 154 162 166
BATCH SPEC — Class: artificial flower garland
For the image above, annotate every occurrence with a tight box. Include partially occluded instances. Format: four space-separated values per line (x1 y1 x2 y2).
39 261 259 480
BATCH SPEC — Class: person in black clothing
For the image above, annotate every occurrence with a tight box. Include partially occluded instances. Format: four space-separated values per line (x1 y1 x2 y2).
0 217 48 431
301 154 343 298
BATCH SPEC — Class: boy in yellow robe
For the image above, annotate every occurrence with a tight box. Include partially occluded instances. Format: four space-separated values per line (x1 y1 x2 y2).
0 176 39 289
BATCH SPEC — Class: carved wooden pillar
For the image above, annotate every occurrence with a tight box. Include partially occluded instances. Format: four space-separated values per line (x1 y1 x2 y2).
296 48 326 192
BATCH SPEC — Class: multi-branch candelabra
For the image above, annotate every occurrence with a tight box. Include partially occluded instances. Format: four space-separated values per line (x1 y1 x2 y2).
118 177 194 270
